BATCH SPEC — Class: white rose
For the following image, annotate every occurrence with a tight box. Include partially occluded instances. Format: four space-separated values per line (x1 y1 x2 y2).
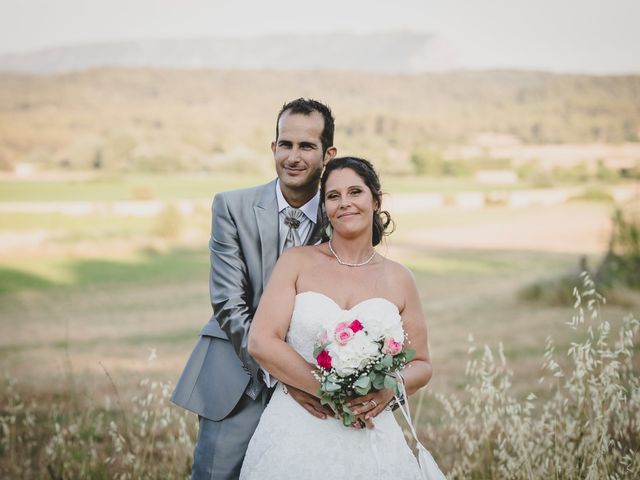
350 332 381 363
326 343 358 376
326 331 380 377
357 311 404 342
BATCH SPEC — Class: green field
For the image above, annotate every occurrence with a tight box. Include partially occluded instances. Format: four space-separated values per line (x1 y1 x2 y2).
0 173 545 203
0 173 269 202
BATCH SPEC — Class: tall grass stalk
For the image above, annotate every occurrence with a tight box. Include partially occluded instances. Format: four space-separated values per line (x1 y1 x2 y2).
0 363 196 479
422 272 639 479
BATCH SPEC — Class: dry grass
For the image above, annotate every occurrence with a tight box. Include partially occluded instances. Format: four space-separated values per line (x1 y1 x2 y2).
416 273 640 479
1 353 196 479
1 274 638 478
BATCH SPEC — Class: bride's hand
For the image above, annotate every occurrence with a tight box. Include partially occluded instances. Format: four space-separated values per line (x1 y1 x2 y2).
347 388 395 421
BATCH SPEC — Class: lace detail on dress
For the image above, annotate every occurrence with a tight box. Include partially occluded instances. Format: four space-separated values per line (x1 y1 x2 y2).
240 291 422 480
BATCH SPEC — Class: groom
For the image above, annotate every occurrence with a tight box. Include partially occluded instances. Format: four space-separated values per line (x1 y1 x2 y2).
171 98 338 479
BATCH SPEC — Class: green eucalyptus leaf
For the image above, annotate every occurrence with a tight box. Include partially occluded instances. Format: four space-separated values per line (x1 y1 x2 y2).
342 412 355 427
324 381 341 392
382 355 393 368
384 375 397 390
354 386 369 396
372 374 385 390
354 375 371 389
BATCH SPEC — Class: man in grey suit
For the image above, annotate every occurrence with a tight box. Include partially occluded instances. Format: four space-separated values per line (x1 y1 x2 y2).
171 98 338 479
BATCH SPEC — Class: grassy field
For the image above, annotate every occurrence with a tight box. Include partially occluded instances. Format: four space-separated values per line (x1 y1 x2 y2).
0 173 269 202
1 174 638 478
0 173 543 202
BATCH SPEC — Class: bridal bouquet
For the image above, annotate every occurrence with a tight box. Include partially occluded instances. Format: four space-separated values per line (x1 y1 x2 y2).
313 311 415 426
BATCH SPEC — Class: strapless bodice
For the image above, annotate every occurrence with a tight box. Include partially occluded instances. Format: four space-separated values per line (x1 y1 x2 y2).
286 291 402 363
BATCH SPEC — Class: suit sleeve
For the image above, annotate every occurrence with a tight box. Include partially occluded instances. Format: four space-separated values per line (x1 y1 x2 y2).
209 193 260 379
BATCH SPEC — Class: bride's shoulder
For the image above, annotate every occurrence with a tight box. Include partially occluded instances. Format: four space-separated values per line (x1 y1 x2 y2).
379 256 417 286
277 244 325 265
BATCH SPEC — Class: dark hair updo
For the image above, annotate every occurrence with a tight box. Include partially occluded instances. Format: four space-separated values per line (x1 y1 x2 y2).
320 156 394 246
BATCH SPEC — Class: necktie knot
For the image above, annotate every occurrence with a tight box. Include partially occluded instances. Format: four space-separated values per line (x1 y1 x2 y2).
283 207 304 228
282 207 305 251
284 214 301 229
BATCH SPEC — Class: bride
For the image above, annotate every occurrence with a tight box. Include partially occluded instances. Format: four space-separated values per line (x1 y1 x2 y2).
241 157 433 479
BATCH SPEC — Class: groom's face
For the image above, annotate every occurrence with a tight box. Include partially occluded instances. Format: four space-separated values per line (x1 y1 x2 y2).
272 110 331 194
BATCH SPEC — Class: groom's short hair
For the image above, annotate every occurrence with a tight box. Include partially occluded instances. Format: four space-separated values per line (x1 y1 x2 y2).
276 98 334 154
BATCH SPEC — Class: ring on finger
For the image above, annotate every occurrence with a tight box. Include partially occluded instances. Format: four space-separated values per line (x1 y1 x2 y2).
371 399 377 408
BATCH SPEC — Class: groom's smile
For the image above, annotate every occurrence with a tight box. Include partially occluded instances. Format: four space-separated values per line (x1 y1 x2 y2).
272 109 330 204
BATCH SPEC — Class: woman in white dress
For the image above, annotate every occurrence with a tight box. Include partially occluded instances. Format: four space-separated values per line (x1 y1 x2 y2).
241 157 433 479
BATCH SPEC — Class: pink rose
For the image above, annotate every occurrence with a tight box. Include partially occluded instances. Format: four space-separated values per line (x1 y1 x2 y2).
334 322 350 333
318 329 329 345
334 322 355 344
349 319 364 333
335 328 354 344
317 350 333 370
383 337 403 356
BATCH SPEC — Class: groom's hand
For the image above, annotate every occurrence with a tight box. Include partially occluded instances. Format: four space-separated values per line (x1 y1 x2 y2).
285 385 332 420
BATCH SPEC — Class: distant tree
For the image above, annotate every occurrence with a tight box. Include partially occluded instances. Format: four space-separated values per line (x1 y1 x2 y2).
596 203 640 289
410 149 444 175
92 149 103 170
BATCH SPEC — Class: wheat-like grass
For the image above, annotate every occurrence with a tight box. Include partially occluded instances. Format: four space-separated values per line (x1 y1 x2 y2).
1 364 196 479
419 272 639 479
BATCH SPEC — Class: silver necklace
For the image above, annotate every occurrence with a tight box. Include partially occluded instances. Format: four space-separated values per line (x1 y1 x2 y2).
328 241 376 267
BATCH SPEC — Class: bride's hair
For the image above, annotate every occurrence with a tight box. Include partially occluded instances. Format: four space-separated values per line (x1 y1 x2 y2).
320 156 394 246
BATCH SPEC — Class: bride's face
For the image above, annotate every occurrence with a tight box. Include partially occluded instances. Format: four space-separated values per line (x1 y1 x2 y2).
324 167 377 237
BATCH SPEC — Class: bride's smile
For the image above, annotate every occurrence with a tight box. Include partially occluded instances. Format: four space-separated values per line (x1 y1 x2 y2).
324 168 377 236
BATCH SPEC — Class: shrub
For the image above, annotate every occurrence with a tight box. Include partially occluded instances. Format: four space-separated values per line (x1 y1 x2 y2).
517 273 580 306
597 202 640 289
153 203 184 241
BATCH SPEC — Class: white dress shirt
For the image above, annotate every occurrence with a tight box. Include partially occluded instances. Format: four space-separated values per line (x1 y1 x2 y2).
276 179 320 253
261 180 320 388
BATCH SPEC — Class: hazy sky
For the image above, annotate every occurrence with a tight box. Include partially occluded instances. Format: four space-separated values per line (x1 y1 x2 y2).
1 0 639 73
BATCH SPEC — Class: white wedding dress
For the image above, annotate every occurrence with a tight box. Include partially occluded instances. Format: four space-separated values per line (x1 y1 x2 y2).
240 291 423 480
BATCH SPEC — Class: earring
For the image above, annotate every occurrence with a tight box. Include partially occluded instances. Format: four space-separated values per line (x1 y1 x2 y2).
324 222 333 239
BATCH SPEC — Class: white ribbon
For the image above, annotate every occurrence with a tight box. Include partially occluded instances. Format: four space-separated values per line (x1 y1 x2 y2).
394 373 447 480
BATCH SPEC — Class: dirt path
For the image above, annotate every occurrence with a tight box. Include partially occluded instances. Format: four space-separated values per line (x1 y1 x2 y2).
402 203 612 254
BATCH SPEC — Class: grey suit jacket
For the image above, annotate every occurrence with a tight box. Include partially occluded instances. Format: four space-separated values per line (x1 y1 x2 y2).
171 179 326 421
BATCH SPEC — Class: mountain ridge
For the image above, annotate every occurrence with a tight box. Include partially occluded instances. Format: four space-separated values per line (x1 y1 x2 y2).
0 32 459 75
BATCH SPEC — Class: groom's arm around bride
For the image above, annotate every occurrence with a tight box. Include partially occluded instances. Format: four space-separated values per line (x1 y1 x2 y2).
171 98 337 479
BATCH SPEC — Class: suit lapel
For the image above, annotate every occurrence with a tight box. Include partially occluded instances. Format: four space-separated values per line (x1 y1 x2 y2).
254 180 279 290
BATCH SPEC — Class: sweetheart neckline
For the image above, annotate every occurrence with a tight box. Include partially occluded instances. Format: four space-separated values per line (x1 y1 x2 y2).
295 290 399 313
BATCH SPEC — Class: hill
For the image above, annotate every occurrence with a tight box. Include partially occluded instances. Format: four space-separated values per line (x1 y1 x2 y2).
0 32 454 75
0 68 638 173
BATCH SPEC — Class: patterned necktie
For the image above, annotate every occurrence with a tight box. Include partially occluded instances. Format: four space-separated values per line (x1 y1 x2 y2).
282 207 305 251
